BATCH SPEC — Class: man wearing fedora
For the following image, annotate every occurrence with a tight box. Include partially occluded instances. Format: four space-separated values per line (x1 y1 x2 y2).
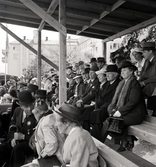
90 65 121 140
0 90 37 167
96 57 107 71
89 57 98 70
140 42 156 116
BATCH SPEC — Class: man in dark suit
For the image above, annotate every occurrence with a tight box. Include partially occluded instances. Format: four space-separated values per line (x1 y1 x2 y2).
0 90 37 167
139 42 156 116
90 65 121 140
76 65 100 131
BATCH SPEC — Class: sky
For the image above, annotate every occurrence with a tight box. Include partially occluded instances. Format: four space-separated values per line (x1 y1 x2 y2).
0 23 79 73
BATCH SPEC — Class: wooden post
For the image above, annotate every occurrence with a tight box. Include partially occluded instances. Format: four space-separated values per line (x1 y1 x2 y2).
37 30 41 88
59 0 67 106
103 42 107 60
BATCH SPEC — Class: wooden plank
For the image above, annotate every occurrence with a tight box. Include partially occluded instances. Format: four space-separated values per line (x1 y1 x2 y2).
145 115 156 124
105 139 156 167
77 0 126 35
125 0 156 8
38 0 59 31
93 138 140 167
103 16 156 42
20 0 66 36
0 23 58 70
128 125 156 145
59 0 67 106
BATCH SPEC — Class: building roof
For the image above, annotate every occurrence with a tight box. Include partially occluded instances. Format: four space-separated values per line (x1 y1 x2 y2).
0 0 156 41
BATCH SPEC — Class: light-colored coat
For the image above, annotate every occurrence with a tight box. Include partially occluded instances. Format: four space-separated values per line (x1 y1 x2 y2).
63 127 99 167
35 114 65 162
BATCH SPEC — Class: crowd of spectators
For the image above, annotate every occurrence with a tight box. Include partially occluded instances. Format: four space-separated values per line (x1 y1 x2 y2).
0 41 156 166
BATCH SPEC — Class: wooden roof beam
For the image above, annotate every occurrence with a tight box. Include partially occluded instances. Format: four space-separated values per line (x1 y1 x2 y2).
0 22 59 70
20 0 66 36
67 0 111 11
66 8 99 19
76 0 126 35
125 0 156 8
38 0 59 31
103 16 156 42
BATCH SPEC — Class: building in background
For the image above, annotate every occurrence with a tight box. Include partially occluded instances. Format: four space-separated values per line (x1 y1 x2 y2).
1 30 122 77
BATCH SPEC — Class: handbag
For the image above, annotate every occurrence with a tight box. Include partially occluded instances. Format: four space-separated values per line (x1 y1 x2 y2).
107 116 124 134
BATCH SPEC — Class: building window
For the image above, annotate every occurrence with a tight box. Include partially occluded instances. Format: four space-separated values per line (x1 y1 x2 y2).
13 47 16 50
113 43 117 48
96 47 98 52
110 45 112 49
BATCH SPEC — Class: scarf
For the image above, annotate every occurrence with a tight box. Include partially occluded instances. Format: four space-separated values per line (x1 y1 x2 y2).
108 75 136 114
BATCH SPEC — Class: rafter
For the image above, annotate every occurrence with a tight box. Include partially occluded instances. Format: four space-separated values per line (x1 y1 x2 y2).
38 0 59 31
125 0 156 8
20 0 66 36
103 16 156 42
76 0 126 35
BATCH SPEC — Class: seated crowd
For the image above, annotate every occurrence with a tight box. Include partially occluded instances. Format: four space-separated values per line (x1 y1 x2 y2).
0 41 156 166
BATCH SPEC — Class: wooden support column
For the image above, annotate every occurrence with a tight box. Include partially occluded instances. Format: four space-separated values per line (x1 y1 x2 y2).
37 30 41 88
59 0 67 106
103 42 107 60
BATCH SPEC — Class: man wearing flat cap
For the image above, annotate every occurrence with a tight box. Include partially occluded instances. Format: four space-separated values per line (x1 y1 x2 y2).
140 42 156 116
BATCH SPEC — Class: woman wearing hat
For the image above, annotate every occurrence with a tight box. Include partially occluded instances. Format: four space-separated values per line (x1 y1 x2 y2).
54 102 99 167
108 61 147 152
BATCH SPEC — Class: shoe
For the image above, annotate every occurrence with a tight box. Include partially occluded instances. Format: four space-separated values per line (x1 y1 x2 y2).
117 146 126 152
127 142 134 151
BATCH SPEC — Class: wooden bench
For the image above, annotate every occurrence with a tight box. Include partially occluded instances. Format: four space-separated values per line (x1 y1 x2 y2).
93 137 155 167
128 115 156 145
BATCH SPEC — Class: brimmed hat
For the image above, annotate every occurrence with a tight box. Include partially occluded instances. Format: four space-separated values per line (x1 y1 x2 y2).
67 65 73 70
105 65 118 73
132 48 143 55
90 65 99 72
97 57 106 63
35 89 47 99
27 84 38 93
18 90 35 105
119 61 137 71
78 61 84 66
35 100 48 111
18 82 27 88
96 69 106 75
82 68 90 74
54 102 81 123
90 57 97 63
142 42 156 50
73 74 82 80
